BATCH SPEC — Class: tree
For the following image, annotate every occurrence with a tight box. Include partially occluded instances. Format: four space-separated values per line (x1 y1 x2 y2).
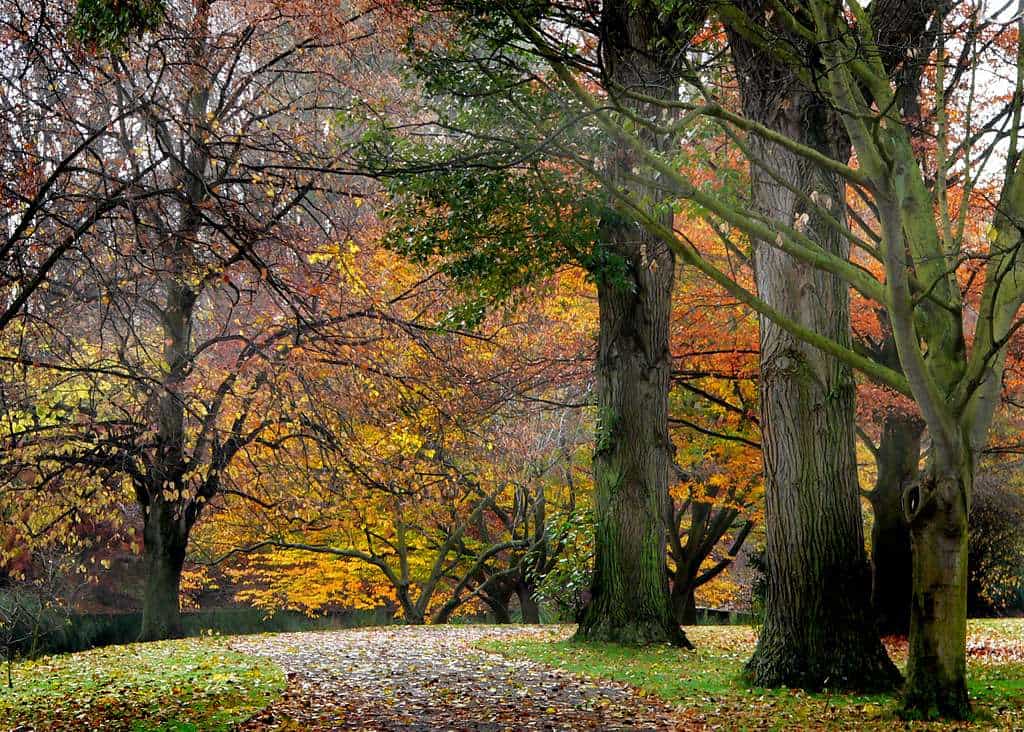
756 3 1023 713
0 0 158 333
364 0 727 646
667 280 762 624
864 410 924 635
70 0 165 51
449 405 590 625
854 308 926 636
2 0 386 640
485 0 1021 715
721 3 901 689
967 459 1024 615
573 0 699 647
0 547 82 688
195 271 593 625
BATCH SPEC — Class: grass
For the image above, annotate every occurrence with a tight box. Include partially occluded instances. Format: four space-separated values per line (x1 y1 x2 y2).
479 619 1024 730
0 635 285 731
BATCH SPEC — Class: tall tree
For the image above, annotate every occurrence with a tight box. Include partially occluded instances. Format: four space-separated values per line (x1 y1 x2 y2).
856 317 925 636
366 0 723 645
724 5 899 690
576 0 694 646
502 0 1021 715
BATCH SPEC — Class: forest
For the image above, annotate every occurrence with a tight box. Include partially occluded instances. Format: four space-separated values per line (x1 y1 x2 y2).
1 0 1024 729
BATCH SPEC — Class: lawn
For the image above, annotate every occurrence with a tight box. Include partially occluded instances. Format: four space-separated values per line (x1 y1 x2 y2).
0 635 285 731
480 619 1024 730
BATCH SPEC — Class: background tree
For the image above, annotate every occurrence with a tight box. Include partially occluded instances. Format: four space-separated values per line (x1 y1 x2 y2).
2 0 392 640
0 0 159 333
194 266 594 624
667 272 761 624
360 0 741 646
968 459 1024 615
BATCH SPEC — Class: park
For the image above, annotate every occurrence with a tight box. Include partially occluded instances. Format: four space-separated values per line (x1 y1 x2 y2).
2 0 1024 728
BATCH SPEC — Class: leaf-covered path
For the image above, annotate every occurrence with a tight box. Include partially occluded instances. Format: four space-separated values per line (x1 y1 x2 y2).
232 625 691 730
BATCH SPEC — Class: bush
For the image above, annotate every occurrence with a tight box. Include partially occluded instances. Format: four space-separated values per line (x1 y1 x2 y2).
969 471 1024 616
0 589 70 656
533 509 594 621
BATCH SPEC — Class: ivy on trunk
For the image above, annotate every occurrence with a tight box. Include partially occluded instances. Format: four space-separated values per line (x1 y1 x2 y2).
575 0 694 648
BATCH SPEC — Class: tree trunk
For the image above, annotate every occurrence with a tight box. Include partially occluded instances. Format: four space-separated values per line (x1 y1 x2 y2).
578 262 687 645
397 585 426 625
480 585 513 625
490 600 512 625
516 582 540 624
576 0 689 647
671 582 697 626
138 264 196 643
138 497 189 641
869 413 923 636
902 466 971 718
729 25 899 690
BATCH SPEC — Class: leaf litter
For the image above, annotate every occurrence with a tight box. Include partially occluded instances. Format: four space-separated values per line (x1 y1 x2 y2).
232 625 691 730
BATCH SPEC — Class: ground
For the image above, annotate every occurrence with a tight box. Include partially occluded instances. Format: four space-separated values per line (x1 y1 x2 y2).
482 621 1024 730
232 625 678 731
1 620 1022 730
0 636 284 731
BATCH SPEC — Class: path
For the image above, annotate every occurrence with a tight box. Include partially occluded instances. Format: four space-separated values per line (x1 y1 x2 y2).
231 625 694 731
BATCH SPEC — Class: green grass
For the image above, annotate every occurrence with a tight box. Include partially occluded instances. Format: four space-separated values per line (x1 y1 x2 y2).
0 635 284 731
480 620 1024 730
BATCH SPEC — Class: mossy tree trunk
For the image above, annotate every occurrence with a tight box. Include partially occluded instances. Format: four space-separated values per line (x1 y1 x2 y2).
575 0 691 647
870 177 977 716
728 22 899 690
869 412 923 636
902 465 971 718
579 259 687 645
138 496 192 641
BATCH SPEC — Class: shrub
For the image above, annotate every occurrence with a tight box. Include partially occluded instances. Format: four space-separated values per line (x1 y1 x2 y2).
533 509 594 621
969 471 1024 616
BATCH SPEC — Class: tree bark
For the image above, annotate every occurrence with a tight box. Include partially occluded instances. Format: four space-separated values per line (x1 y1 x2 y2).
477 583 513 625
516 582 540 624
869 413 923 636
490 599 512 625
396 584 426 625
671 583 697 626
138 497 189 641
578 258 688 644
728 24 899 690
137 275 197 642
575 0 689 647
903 466 971 718
132 4 212 645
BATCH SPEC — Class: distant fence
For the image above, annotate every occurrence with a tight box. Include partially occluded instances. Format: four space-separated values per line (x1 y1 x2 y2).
13 606 395 658
693 607 754 626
